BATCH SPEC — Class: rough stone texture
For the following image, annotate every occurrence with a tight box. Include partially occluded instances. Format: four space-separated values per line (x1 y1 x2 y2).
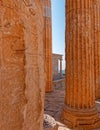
43 0 53 92
52 54 63 80
0 1 45 130
44 114 57 130
61 0 100 129
94 0 100 99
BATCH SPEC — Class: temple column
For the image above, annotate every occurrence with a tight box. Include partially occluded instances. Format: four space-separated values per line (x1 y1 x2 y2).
43 0 53 92
94 0 100 99
61 0 100 129
60 59 62 77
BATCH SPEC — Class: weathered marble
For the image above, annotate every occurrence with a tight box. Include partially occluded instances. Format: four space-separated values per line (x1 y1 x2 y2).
94 0 100 99
0 1 45 130
43 0 53 92
62 0 100 129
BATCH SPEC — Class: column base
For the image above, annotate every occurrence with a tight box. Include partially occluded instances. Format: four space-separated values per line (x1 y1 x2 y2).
61 106 100 129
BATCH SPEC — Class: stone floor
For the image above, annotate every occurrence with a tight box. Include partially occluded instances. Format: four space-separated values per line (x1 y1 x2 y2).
44 82 100 130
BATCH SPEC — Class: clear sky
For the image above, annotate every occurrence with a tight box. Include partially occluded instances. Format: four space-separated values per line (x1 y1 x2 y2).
51 0 65 70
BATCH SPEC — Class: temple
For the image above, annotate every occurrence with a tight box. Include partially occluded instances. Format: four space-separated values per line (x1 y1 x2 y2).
0 0 100 130
52 53 63 80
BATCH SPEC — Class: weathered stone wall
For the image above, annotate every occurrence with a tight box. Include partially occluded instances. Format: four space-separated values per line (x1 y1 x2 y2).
0 1 45 130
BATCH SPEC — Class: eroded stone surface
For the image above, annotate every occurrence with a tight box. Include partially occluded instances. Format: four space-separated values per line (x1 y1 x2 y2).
0 1 45 130
44 114 57 130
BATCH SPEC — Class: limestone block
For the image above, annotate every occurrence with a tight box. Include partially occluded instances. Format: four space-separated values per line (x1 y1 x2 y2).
44 114 58 130
0 1 45 130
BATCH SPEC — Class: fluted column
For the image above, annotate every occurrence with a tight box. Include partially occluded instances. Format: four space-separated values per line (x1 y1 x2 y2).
60 59 62 77
62 0 100 129
94 0 100 99
43 0 53 92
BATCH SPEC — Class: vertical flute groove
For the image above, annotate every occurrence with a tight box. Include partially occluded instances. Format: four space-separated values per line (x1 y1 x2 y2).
94 0 100 99
65 0 95 110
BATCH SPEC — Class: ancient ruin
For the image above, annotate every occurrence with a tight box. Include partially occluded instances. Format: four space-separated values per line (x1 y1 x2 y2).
44 0 53 92
52 53 63 80
0 1 45 130
0 0 100 130
61 0 100 129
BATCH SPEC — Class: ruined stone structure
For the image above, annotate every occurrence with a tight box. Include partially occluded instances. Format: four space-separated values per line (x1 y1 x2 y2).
94 0 100 99
43 0 53 92
52 53 63 80
62 0 100 129
0 1 45 130
0 0 100 130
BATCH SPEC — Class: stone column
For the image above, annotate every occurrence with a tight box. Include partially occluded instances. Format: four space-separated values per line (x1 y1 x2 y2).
60 59 62 77
43 0 53 92
62 0 100 129
0 1 45 130
94 0 100 99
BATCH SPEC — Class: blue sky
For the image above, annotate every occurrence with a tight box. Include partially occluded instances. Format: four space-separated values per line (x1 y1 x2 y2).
51 0 65 69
